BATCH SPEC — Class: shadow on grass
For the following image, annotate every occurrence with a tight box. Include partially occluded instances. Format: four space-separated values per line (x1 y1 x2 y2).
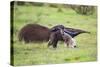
64 56 81 61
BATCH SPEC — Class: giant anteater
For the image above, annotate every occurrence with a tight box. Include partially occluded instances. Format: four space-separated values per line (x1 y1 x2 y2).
18 24 90 48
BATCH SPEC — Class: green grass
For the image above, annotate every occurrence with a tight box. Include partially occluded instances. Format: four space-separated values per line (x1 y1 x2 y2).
12 4 97 66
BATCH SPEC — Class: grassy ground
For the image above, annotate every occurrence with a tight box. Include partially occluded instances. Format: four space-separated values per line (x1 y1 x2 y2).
12 4 97 66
